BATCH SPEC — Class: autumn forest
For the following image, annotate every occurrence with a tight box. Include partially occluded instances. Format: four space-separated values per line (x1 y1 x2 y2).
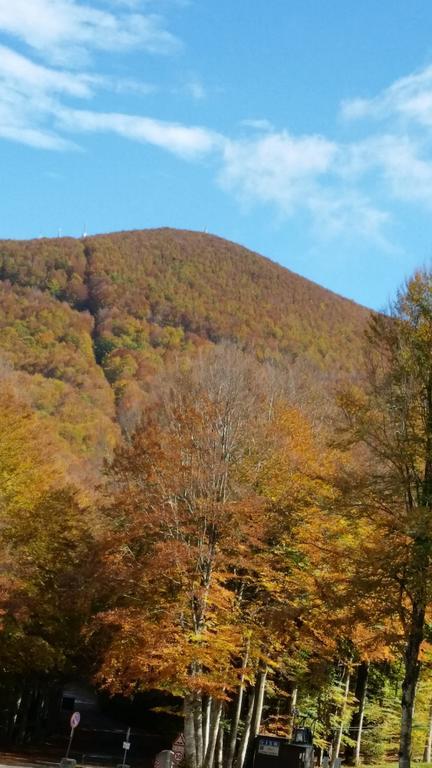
2 229 432 768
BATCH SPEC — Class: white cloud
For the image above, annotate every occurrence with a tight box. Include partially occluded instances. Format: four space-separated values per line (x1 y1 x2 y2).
0 0 179 147
184 78 206 101
3 6 432 252
341 64 432 128
57 107 222 158
0 0 180 65
218 130 391 244
0 122 73 150
334 134 432 210
240 118 274 132
363 136 432 207
308 190 392 248
0 44 97 97
219 131 337 212
0 40 217 156
0 45 83 148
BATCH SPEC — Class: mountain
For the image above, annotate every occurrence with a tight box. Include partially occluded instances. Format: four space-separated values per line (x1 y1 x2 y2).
0 228 371 481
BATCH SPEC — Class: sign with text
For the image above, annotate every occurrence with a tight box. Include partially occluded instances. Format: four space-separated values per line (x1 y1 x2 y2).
258 739 280 757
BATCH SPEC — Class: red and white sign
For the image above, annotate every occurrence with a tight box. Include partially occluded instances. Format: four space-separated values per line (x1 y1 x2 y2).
172 734 185 764
70 712 81 729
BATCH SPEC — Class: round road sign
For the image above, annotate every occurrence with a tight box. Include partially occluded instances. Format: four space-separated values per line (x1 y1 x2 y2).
70 711 80 729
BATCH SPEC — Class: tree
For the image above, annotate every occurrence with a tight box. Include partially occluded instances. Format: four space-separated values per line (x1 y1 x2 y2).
97 348 276 768
97 348 353 768
338 269 432 768
0 388 100 742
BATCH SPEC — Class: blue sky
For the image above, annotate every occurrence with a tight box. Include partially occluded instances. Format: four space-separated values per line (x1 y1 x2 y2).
2 1 432 308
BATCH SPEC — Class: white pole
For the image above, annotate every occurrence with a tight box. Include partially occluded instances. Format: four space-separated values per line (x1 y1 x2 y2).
122 726 131 768
65 727 75 759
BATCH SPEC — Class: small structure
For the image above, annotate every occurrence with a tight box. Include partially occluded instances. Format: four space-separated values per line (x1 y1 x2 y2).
249 729 314 768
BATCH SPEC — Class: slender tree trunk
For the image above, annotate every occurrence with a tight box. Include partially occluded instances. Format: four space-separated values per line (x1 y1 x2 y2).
4 681 20 741
194 693 204 768
226 641 250 768
251 665 267 739
216 724 224 768
204 697 212 757
203 700 222 768
226 688 243 768
235 689 256 768
331 668 350 768
13 680 32 744
288 687 298 740
423 699 432 763
345 662 369 766
241 668 267 768
399 602 425 768
184 694 197 768
354 664 368 767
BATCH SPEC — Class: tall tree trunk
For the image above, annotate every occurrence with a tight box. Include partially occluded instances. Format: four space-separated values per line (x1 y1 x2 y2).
399 602 425 768
235 688 256 768
204 697 212 758
241 666 267 768
216 724 224 768
184 694 197 768
287 687 298 740
423 699 432 763
345 662 369 766
203 700 222 768
226 641 250 768
13 680 32 745
195 692 204 768
251 665 267 739
331 668 350 768
4 681 20 741
354 664 368 767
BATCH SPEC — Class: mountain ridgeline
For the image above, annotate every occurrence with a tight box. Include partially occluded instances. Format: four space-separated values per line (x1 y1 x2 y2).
0 228 371 481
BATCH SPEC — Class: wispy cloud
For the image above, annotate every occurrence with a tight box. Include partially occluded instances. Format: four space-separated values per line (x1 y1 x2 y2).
218 131 392 246
0 0 180 65
239 118 274 132
342 134 432 209
57 107 222 158
0 1 181 148
0 47 219 156
0 44 97 97
218 64 432 243
0 45 84 148
307 190 392 249
2 0 432 250
341 64 432 127
219 131 337 214
177 76 206 101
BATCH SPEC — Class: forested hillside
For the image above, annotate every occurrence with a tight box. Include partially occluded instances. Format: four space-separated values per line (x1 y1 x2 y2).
0 228 370 477
10 230 432 768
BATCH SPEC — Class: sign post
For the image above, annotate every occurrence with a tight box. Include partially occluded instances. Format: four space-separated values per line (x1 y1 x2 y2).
65 711 80 760
172 734 185 765
121 726 131 768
